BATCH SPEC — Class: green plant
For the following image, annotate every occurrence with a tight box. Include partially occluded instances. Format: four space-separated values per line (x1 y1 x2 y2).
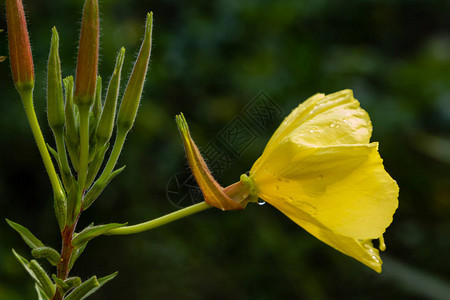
5 0 398 298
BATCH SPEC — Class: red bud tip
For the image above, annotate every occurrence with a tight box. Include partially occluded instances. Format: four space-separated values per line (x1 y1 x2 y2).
74 0 99 106
6 0 35 91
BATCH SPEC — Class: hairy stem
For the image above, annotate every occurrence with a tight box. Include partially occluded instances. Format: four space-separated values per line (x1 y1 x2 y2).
20 90 64 200
107 202 212 235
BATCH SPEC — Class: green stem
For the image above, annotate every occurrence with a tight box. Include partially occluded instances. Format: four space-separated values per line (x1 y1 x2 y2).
97 129 127 182
77 105 90 190
20 90 64 199
54 131 72 190
107 202 212 235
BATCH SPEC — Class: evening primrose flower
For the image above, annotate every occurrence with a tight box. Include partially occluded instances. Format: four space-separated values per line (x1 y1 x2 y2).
177 89 398 272
247 89 398 272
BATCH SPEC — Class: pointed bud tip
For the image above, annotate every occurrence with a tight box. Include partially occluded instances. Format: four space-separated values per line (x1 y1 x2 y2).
145 12 153 36
6 0 35 91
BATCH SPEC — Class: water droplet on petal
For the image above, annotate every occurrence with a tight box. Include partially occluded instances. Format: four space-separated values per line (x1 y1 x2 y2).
309 129 314 133
330 123 336 128
379 235 386 251
257 199 266 206
317 175 324 181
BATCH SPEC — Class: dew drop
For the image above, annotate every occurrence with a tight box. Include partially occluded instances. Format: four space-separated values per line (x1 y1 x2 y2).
317 175 324 181
309 129 314 133
257 199 266 206
379 235 386 251
330 123 336 128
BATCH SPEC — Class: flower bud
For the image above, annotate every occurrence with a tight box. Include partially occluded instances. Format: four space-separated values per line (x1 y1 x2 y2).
96 48 125 146
47 27 65 134
176 113 247 211
74 0 99 107
116 13 153 133
6 0 34 92
63 76 80 170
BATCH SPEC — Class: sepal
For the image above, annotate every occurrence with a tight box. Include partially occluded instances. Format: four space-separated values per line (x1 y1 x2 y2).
6 219 44 249
176 114 246 210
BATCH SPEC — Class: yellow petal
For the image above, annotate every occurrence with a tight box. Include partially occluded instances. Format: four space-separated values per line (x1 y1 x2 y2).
252 142 398 240
255 90 372 174
262 194 383 272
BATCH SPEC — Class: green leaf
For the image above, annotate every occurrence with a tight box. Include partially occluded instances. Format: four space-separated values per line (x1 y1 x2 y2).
68 240 88 272
6 219 44 249
12 249 39 283
83 272 118 299
85 143 110 188
64 276 99 300
47 143 60 164
52 274 69 291
54 191 67 231
65 277 82 291
32 246 61 266
72 223 127 248
82 165 126 210
28 260 56 298
52 275 81 295
35 283 49 300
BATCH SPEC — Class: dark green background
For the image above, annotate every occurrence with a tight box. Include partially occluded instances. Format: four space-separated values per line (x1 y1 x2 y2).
1 0 450 299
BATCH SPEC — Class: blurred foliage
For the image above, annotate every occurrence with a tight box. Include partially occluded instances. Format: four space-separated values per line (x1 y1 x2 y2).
1 0 450 299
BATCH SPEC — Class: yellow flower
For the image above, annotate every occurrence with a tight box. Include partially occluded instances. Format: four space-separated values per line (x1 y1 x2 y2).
248 89 398 272
177 89 398 272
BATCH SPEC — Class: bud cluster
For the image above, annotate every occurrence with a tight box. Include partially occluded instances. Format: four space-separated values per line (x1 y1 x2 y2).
5 0 153 298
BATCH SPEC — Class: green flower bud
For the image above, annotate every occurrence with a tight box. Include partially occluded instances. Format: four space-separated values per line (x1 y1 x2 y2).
116 12 153 133
96 48 125 146
64 76 80 170
47 27 65 134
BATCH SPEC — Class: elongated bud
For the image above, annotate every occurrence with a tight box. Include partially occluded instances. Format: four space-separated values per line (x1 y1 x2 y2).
92 75 102 125
116 12 153 133
96 47 125 146
47 27 65 133
64 76 80 170
6 0 34 92
176 114 247 210
74 0 99 107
